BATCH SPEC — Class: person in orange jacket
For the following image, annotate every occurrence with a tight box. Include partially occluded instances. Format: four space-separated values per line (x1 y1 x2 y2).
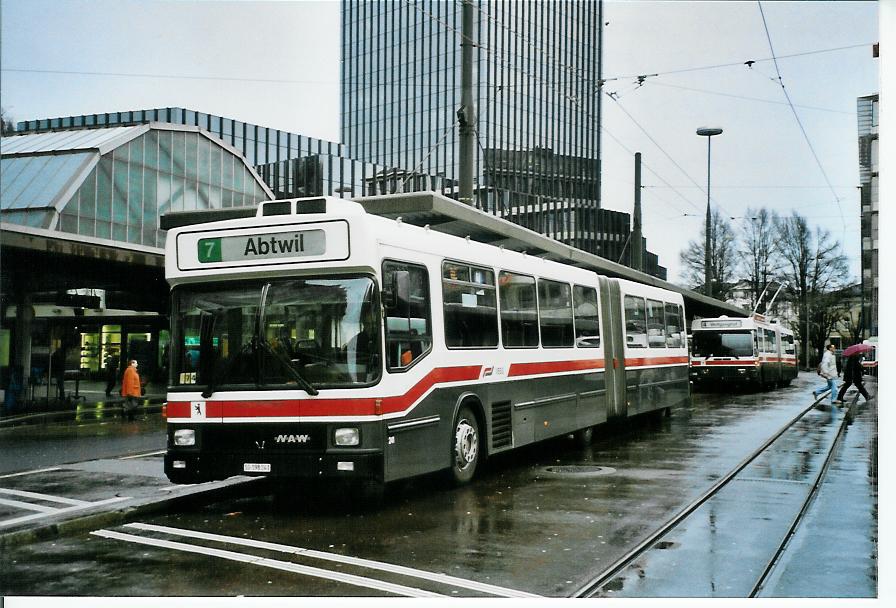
120 359 141 421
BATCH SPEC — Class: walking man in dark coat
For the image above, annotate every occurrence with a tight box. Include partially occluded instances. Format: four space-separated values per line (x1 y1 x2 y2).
836 353 872 403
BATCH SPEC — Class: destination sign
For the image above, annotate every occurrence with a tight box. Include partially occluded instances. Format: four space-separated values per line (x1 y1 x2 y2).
175 220 350 271
701 320 743 328
197 229 325 263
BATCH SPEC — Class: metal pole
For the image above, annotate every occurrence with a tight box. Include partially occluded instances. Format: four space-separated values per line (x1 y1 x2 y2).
704 136 712 299
458 0 476 206
632 152 643 272
805 301 810 370
697 127 721 299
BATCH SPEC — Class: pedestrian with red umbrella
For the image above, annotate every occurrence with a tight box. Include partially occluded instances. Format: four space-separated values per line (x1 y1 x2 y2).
835 343 875 404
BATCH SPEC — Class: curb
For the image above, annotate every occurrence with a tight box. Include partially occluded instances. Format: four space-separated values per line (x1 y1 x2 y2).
0 400 166 428
0 476 264 550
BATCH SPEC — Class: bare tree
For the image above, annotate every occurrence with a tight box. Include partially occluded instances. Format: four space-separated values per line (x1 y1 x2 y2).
839 303 865 346
776 211 850 368
679 208 738 299
738 207 781 312
1 107 16 135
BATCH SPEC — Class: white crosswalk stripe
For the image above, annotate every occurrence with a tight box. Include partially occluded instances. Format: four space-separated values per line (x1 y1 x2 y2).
92 529 445 598
120 522 541 598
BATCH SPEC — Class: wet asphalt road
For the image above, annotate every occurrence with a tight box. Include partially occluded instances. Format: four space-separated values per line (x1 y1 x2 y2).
0 372 877 598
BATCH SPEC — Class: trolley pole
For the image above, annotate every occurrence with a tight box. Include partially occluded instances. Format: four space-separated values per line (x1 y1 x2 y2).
458 0 476 206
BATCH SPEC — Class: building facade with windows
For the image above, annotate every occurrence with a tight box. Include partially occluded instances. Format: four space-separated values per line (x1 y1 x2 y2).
857 93 878 338
341 0 607 254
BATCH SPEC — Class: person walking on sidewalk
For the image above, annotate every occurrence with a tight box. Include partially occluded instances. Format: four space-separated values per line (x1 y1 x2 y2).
104 355 118 397
120 359 141 421
813 344 840 406
836 352 872 404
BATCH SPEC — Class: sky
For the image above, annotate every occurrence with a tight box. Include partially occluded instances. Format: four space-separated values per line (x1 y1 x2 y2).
0 0 882 284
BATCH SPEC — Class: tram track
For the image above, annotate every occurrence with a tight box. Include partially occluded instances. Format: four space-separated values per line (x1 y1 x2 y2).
572 391 856 598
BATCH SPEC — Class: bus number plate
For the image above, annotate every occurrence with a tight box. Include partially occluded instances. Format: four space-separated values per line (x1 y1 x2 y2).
243 463 271 473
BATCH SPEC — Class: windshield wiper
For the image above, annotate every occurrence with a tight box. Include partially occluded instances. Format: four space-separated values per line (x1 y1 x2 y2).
256 337 319 396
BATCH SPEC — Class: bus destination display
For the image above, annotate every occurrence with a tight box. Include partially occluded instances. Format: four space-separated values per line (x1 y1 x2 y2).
198 229 326 263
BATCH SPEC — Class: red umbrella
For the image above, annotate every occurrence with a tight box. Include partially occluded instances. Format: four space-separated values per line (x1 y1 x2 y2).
842 343 875 357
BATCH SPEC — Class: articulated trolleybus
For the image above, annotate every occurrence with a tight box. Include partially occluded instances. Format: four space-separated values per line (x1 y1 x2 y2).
689 314 798 389
164 197 689 493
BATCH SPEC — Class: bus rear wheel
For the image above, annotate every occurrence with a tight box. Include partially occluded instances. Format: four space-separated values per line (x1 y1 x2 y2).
450 406 480 485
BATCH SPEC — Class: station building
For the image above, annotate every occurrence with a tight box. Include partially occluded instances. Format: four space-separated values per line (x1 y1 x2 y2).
0 123 273 407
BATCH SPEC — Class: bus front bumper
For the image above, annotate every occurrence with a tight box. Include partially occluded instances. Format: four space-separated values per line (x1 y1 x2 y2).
164 450 384 484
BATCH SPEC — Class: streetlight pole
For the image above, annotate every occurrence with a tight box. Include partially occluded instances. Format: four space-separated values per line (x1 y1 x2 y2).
697 127 723 298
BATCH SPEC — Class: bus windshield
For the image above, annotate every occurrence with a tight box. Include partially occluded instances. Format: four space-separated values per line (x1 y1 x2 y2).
692 330 754 358
171 277 381 391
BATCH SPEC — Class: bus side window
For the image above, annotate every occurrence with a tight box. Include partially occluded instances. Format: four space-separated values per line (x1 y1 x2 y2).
623 295 647 348
646 299 666 348
573 285 600 348
664 302 683 348
442 261 498 348
383 260 432 371
538 279 574 347
499 271 539 348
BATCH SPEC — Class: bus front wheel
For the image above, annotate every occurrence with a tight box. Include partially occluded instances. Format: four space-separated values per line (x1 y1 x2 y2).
450 406 480 485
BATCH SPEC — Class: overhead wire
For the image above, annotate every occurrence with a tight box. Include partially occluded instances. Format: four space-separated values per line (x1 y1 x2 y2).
0 67 336 86
607 96 734 217
600 124 702 217
757 1 846 239
601 42 873 83
452 1 715 217
646 80 854 115
471 1 864 221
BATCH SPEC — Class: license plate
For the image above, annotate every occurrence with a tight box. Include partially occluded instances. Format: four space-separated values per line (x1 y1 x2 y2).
243 463 271 473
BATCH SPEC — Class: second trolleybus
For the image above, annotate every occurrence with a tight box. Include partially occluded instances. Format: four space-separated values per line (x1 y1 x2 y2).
163 197 690 493
689 314 798 389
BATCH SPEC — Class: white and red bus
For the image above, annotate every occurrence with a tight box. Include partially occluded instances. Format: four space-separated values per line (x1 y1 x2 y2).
163 197 689 493
689 314 798 389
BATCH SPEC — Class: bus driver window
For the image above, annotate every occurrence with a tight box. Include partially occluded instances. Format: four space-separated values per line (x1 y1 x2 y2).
382 260 432 371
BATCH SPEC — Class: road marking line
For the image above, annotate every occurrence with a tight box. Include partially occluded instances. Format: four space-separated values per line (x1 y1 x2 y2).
0 488 90 506
92 529 444 598
0 467 62 479
118 450 166 460
0 496 130 529
125 522 540 598
0 497 59 513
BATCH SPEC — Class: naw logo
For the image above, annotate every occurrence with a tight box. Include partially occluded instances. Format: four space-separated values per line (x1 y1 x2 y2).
275 434 311 444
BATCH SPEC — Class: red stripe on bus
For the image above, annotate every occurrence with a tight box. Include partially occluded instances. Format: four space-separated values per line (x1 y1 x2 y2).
625 356 690 367
166 364 483 419
508 359 605 377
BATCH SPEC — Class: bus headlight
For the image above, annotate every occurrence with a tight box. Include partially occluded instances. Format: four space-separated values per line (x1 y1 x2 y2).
334 427 360 446
174 429 196 446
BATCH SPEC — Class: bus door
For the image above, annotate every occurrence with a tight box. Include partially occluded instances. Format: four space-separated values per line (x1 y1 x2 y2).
773 327 784 382
599 277 627 419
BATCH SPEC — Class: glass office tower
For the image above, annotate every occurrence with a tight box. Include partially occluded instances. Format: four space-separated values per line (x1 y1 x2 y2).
341 1 603 230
